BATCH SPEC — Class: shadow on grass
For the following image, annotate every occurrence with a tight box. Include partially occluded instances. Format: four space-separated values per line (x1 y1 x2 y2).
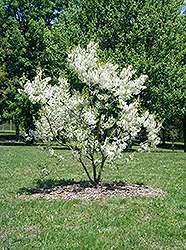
50 146 70 150
0 130 184 151
0 132 26 146
18 178 136 195
0 134 17 141
18 179 76 194
0 141 27 146
0 132 184 153
0 137 70 149
157 143 184 151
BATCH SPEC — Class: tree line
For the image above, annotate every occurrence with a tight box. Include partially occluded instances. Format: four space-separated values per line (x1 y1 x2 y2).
0 0 186 150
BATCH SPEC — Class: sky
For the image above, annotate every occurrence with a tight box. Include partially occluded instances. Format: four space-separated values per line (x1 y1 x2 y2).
180 0 186 14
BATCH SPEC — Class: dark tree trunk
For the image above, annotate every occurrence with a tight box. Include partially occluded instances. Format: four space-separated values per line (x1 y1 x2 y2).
183 113 186 152
161 128 166 146
140 127 147 143
15 120 19 140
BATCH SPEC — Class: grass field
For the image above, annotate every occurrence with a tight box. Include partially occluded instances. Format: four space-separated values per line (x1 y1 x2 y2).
0 133 186 249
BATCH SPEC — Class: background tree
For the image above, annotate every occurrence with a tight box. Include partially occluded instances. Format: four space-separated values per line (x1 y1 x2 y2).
0 0 69 137
1 0 186 150
52 0 186 150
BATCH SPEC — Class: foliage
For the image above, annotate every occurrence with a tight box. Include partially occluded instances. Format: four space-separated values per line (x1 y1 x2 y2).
1 0 186 147
0 0 69 134
54 0 186 148
20 42 161 186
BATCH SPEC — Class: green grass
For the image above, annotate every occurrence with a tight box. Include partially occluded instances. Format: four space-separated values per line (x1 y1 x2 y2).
0 143 186 249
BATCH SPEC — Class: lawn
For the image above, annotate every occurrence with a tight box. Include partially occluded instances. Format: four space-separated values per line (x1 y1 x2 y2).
0 137 186 249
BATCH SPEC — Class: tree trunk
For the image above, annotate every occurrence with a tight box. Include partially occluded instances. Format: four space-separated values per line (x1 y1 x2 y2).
161 128 166 146
183 113 186 152
10 120 12 130
15 120 19 140
2 120 4 130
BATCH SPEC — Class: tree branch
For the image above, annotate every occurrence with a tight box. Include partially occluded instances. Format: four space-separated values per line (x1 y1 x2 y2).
97 145 108 183
79 156 94 185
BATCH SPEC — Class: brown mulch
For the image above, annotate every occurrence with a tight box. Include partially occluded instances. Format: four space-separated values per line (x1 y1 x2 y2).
21 181 167 200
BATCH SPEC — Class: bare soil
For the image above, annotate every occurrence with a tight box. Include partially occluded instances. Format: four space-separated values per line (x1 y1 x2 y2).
21 181 167 200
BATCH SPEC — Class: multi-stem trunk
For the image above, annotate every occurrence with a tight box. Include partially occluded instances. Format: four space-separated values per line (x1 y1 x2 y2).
79 151 106 187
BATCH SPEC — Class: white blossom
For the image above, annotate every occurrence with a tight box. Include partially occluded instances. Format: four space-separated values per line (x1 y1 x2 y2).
19 41 161 185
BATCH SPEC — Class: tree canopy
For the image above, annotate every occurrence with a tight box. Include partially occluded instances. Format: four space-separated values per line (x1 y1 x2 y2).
0 0 69 133
53 0 186 149
20 42 161 186
1 0 186 149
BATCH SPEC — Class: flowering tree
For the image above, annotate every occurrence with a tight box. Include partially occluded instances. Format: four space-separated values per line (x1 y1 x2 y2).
20 42 161 186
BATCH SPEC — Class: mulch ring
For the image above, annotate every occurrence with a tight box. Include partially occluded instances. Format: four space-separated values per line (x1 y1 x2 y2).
20 181 167 200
